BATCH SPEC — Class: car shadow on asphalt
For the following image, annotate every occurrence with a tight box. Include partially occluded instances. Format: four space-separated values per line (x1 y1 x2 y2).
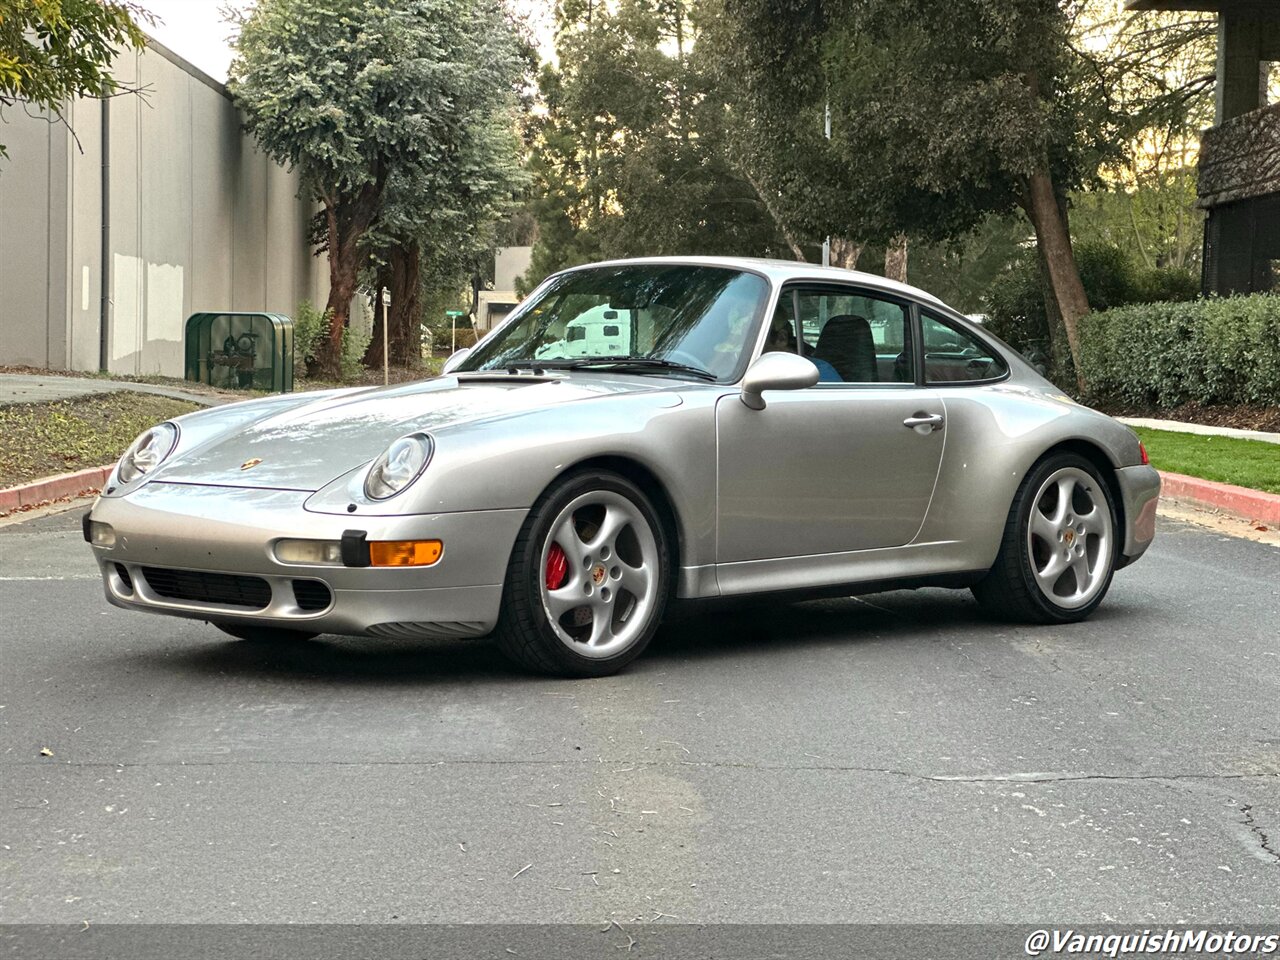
649 590 988 661
126 588 1023 685
144 632 522 686
117 586 1141 686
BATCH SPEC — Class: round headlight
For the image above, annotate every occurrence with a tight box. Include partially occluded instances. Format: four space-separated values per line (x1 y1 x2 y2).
117 422 179 484
365 434 433 500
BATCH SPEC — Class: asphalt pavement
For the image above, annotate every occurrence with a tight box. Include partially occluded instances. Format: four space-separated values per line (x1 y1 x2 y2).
1 508 1277 933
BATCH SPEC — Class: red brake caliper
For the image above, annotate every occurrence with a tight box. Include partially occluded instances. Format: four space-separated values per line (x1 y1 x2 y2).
545 542 568 591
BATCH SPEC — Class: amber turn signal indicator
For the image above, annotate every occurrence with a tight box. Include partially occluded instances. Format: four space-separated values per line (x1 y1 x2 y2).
368 539 443 567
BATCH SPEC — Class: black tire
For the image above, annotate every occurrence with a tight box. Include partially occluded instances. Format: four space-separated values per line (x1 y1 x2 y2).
972 451 1119 624
493 469 672 677
212 623 319 643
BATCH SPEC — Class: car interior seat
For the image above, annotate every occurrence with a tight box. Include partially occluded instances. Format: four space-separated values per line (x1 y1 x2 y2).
814 315 877 382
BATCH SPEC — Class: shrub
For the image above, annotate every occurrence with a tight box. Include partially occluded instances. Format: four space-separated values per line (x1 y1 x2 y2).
292 300 330 376
1136 266 1200 305
1079 294 1280 408
983 241 1198 375
340 323 372 382
293 300 375 383
984 251 1049 359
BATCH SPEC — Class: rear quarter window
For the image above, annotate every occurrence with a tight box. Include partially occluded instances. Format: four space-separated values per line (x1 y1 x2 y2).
921 310 1008 384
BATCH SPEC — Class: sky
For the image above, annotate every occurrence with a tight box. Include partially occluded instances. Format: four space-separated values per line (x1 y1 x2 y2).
133 0 556 83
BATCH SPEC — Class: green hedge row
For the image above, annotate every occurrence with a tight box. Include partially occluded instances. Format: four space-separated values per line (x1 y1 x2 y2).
1079 294 1280 407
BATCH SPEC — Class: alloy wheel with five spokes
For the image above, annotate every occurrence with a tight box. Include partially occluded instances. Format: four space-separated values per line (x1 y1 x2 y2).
972 452 1118 623
539 490 661 658
494 470 671 676
1025 466 1114 610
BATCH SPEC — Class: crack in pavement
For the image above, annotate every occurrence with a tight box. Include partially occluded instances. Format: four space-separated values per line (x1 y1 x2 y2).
3 757 1279 785
1237 802 1280 864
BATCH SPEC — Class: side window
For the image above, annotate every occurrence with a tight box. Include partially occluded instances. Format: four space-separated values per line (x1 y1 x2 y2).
785 287 914 384
763 295 801 355
921 310 1008 383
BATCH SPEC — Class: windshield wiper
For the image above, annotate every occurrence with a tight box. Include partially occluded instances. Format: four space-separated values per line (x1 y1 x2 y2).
556 357 718 381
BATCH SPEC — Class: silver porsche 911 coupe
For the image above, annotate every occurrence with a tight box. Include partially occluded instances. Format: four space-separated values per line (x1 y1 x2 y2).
85 257 1161 676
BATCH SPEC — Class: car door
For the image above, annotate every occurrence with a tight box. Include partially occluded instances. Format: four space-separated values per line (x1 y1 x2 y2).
715 284 945 563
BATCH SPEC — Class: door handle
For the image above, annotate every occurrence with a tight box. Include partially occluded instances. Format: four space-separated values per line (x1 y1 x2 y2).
903 413 944 432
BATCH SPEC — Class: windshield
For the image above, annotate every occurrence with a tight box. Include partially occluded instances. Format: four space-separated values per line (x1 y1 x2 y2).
459 264 770 382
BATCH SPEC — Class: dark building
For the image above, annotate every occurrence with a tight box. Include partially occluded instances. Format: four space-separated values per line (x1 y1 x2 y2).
1129 0 1279 296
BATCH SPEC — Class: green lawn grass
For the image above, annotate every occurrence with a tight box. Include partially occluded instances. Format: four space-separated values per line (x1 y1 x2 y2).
1131 427 1280 494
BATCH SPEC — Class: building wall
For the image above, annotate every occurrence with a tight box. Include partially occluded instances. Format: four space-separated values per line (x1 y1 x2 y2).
0 38 327 376
494 246 533 292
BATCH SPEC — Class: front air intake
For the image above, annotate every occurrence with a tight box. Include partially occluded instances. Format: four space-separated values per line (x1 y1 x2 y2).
292 580 333 612
140 567 271 609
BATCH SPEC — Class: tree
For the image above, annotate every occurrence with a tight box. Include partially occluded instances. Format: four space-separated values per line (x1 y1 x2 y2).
1067 4 1215 274
363 102 526 367
718 1 1091 387
522 0 791 285
0 0 148 160
718 0 1213 391
228 0 520 378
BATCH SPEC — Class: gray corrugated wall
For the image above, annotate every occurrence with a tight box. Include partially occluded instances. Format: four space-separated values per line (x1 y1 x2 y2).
0 37 327 376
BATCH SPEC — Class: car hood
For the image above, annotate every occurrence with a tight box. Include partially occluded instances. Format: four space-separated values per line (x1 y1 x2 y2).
151 374 677 491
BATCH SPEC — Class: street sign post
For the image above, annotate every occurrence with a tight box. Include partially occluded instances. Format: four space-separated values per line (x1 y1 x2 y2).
446 310 465 353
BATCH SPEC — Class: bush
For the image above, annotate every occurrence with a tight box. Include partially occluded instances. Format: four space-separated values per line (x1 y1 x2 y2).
1079 294 1280 408
292 300 330 376
293 300 373 383
1136 266 1200 305
983 241 1199 374
340 323 371 382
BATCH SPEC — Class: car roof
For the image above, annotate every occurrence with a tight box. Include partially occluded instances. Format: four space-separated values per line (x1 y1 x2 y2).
560 256 949 310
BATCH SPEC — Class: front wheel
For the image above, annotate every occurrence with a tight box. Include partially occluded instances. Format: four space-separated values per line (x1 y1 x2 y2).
972 452 1118 623
493 470 672 677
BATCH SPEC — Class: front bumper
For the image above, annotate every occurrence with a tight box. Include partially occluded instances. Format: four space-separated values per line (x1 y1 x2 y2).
86 482 527 638
1115 464 1161 568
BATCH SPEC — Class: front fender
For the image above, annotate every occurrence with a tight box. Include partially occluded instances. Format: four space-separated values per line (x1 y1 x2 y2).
303 390 725 571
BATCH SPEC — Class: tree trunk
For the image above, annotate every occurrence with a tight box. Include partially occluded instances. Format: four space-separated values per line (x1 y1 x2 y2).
742 169 807 262
387 242 421 366
321 252 360 380
1022 168 1090 393
317 180 383 379
884 234 909 282
828 237 863 270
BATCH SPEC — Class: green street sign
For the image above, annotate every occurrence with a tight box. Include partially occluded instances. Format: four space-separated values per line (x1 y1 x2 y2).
445 310 465 318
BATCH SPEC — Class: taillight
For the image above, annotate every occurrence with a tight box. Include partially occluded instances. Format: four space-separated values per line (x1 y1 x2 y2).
1139 441 1150 465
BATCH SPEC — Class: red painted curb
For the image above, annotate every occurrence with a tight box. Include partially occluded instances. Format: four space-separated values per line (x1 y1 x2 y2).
1159 471 1280 526
0 464 113 516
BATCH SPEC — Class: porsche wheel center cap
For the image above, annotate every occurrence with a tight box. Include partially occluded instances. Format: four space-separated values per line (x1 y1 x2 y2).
1064 529 1075 545
591 565 607 585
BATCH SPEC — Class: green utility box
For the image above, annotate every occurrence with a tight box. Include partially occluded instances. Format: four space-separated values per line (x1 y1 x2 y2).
184 312 295 392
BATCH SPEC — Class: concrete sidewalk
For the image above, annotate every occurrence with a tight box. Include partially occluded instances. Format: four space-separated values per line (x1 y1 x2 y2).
0 372 235 408
1118 415 1280 445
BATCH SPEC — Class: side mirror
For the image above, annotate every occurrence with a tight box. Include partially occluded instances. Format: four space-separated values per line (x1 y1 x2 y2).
442 347 472 375
740 352 819 410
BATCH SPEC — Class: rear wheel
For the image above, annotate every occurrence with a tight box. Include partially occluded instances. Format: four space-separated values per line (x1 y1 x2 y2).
972 452 1118 623
494 470 671 677
212 623 318 643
